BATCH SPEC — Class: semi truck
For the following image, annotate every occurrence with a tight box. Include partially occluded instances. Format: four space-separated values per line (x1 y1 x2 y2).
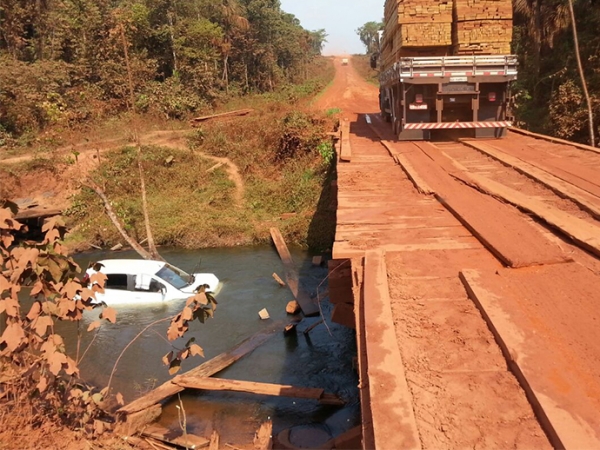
376 0 517 140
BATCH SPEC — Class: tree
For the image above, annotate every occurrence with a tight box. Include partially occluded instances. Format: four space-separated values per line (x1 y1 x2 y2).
308 29 327 56
356 21 382 54
567 0 595 146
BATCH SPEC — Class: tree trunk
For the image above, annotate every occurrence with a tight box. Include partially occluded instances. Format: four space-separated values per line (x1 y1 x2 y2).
167 11 178 74
119 23 136 112
118 20 163 261
568 0 595 146
85 183 155 260
137 152 162 260
223 54 229 94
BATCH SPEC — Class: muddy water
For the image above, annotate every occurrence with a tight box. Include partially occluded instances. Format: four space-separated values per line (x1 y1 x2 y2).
65 246 359 445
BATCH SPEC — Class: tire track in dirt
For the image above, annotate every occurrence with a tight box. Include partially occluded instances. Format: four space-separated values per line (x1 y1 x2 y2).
0 130 245 209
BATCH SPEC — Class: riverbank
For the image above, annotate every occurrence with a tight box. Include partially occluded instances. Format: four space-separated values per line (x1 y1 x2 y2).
0 59 338 255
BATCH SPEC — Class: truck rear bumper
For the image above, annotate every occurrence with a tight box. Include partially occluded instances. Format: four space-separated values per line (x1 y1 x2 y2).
404 121 512 130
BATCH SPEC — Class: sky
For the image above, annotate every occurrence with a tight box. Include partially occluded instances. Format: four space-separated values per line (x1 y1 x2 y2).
279 0 383 56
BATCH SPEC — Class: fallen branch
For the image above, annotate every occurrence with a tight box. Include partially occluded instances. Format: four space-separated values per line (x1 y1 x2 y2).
83 181 155 260
190 109 253 123
173 376 345 406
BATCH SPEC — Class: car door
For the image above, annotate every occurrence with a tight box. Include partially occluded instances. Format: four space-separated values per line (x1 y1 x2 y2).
132 274 167 303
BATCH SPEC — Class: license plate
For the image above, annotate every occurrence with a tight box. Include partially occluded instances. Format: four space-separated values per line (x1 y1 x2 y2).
409 104 428 110
449 76 468 82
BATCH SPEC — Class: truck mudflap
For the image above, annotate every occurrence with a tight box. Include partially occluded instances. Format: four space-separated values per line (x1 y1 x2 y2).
404 121 512 130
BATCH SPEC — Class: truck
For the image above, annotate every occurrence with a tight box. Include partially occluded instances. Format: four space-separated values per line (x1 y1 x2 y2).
376 0 517 140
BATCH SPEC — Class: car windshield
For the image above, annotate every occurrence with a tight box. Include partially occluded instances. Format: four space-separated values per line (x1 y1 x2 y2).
155 264 192 290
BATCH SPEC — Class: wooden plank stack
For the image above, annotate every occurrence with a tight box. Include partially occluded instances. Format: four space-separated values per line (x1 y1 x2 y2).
381 0 452 68
453 0 513 54
380 0 513 69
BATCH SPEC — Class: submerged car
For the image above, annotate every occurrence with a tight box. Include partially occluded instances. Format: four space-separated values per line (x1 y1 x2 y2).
84 259 219 305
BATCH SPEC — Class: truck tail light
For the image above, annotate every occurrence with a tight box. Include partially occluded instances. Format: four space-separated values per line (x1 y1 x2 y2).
415 94 423 104
488 92 497 102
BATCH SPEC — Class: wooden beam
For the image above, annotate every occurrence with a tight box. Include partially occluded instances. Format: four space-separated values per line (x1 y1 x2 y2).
118 320 286 416
459 139 600 219
340 119 352 162
15 208 62 220
364 250 421 450
510 128 600 155
190 108 253 123
270 228 320 316
254 421 273 450
452 170 600 259
140 425 209 449
172 376 345 406
209 431 219 450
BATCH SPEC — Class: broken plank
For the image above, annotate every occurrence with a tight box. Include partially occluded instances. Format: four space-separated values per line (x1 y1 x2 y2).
114 404 162 437
172 376 345 406
209 431 219 450
140 425 209 449
190 108 253 123
254 421 273 450
272 272 286 286
118 320 286 416
270 228 320 316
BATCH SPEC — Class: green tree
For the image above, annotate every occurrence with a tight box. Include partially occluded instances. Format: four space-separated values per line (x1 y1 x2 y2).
356 21 382 54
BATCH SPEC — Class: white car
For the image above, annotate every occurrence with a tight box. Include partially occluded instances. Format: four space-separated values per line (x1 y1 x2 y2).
84 259 220 305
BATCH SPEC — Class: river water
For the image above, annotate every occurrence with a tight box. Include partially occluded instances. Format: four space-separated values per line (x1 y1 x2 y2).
64 246 359 446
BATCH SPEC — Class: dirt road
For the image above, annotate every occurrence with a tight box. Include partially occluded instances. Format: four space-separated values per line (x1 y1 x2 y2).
319 56 600 449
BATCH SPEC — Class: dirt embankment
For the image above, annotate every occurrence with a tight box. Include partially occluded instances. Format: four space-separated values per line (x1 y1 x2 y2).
0 130 243 213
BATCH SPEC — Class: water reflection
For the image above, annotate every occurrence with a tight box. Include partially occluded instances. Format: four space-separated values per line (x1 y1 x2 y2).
66 246 359 445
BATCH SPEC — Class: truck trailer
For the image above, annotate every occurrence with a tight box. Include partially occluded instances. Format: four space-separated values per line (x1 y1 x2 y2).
377 0 517 140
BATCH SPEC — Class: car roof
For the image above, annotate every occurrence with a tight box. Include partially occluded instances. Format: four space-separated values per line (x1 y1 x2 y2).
88 259 167 275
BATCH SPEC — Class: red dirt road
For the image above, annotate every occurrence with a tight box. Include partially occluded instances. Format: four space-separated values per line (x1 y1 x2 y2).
319 56 600 449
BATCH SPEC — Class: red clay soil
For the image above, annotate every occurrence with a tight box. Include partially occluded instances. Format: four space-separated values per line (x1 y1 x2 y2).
320 57 600 449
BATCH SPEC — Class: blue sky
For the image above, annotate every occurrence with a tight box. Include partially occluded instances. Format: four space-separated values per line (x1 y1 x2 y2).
280 0 383 56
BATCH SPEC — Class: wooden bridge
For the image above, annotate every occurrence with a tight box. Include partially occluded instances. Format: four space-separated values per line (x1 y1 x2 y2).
328 114 600 449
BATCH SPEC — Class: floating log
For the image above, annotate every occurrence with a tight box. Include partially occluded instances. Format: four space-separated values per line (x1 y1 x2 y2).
140 425 209 449
286 300 300 315
172 377 345 406
272 273 286 287
118 320 286 417
270 228 320 316
190 109 253 123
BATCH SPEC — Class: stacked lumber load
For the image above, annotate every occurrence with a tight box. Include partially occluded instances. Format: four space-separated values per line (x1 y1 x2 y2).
381 0 452 69
380 0 514 69
453 0 513 54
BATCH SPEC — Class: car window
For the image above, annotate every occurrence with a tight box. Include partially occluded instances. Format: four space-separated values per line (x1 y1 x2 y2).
155 265 190 290
105 274 128 290
133 275 165 293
